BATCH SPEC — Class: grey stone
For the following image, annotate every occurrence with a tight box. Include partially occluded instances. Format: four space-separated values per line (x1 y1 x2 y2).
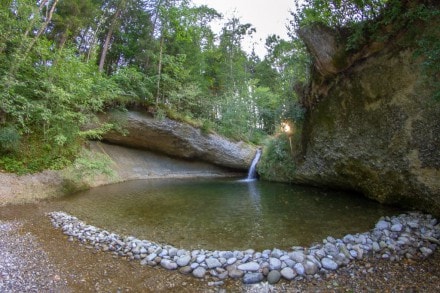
376 220 390 230
372 242 381 252
229 269 244 279
283 258 295 267
271 249 284 258
192 267 206 278
322 258 338 270
237 262 260 271
168 247 178 257
242 273 264 284
196 255 206 263
160 259 177 270
206 257 222 269
269 257 282 270
304 261 318 275
280 267 296 280
179 266 192 275
294 263 305 275
227 257 237 265
146 253 157 262
220 251 234 259
267 270 281 284
289 251 305 263
177 255 191 267
391 224 403 232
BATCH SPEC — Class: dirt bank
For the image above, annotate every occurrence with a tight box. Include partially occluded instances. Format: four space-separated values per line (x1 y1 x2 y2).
0 142 243 207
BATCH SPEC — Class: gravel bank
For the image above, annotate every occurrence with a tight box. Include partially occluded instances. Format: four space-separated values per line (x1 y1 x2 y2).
48 211 440 286
1 204 440 292
0 221 68 292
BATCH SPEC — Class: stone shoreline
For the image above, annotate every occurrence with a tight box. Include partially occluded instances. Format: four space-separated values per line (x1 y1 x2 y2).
49 211 440 285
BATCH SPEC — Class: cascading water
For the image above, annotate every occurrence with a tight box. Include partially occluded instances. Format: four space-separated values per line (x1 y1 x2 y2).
246 149 262 180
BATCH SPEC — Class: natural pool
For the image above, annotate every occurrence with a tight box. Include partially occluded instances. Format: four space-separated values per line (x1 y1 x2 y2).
52 178 403 251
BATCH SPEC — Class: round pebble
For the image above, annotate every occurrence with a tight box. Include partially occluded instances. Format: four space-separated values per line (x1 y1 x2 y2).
267 270 281 284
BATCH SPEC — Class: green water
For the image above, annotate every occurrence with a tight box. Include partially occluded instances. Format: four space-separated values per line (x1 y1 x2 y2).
53 178 402 251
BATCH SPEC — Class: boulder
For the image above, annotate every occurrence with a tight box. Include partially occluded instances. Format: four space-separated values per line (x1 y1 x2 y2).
102 111 256 170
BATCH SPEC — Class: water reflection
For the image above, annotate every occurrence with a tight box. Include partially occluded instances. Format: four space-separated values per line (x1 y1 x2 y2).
51 178 403 250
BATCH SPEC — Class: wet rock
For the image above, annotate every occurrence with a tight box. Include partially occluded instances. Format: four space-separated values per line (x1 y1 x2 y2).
322 258 338 270
289 251 305 263
160 259 177 270
192 267 206 278
229 269 244 279
304 261 318 275
376 220 390 230
391 224 403 232
267 270 281 284
206 257 222 269
269 258 282 270
281 267 296 280
237 262 260 272
176 255 191 267
294 263 305 275
179 266 192 275
243 273 264 284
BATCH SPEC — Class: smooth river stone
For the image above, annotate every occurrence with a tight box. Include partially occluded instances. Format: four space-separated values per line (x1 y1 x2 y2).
294 263 305 275
160 259 177 270
267 270 281 284
192 267 206 278
321 258 338 270
269 258 282 270
289 251 305 263
242 273 264 284
177 255 191 267
376 220 390 230
237 262 260 271
280 267 296 280
304 261 318 275
206 257 222 269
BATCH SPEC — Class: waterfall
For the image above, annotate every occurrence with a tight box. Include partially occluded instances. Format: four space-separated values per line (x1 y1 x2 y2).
246 149 262 180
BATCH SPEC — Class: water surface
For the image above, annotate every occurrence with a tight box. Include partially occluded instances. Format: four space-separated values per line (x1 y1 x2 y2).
52 178 402 251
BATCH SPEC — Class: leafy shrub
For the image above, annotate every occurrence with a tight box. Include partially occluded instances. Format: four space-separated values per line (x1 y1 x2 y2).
257 134 297 182
0 126 20 153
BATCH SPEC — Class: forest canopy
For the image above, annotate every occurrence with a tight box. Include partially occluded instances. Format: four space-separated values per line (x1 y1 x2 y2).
0 0 438 173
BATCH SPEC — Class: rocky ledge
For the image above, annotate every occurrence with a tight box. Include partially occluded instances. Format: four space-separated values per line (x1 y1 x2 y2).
102 111 257 171
49 211 440 285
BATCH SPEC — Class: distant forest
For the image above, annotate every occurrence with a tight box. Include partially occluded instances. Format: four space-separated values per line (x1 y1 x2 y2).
1 0 438 173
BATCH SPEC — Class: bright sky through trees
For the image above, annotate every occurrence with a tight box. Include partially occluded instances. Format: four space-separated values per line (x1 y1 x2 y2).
191 0 294 57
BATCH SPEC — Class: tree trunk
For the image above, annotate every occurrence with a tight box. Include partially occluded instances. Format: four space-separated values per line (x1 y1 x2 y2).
156 34 164 106
98 0 126 72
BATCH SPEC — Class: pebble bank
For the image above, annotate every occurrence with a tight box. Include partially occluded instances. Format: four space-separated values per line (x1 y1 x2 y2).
48 211 440 284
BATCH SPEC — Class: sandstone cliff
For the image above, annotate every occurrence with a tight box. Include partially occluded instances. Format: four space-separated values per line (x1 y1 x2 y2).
102 111 257 171
264 21 440 216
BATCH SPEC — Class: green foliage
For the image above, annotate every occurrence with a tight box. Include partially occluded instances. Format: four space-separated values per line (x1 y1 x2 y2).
413 9 440 100
257 134 297 182
67 149 116 181
111 66 154 104
0 132 76 174
293 0 440 101
0 126 20 154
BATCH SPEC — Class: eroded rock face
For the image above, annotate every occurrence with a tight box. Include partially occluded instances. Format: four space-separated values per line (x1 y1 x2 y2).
298 23 346 76
102 111 256 170
274 23 440 216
